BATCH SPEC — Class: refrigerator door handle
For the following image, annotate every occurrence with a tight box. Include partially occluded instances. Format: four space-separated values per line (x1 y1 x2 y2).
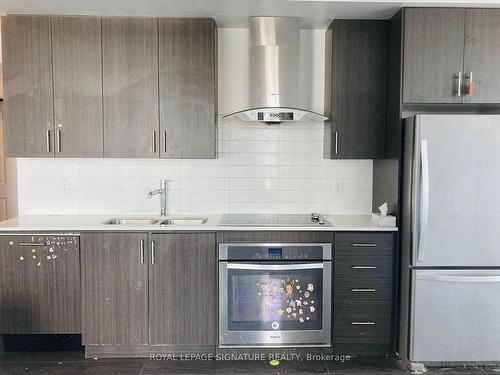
417 139 429 262
417 274 500 283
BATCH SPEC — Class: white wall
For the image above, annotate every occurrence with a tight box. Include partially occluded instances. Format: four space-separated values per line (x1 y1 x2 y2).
15 28 373 216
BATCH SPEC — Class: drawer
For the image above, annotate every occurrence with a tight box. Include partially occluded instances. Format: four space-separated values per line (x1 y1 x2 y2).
334 277 393 301
335 232 394 256
334 301 392 343
335 256 393 278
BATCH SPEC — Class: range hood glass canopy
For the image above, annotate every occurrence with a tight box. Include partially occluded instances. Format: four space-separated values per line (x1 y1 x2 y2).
223 16 328 124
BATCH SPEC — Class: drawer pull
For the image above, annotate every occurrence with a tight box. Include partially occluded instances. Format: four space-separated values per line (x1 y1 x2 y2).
19 242 46 247
351 288 376 293
352 266 377 269
351 321 375 325
352 243 377 247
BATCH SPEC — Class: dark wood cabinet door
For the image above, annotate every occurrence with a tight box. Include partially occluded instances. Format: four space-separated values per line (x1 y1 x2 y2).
149 233 216 346
159 19 217 159
402 8 465 104
102 18 159 158
326 20 387 159
81 232 149 345
0 235 80 333
463 9 500 103
52 17 103 157
1 16 54 157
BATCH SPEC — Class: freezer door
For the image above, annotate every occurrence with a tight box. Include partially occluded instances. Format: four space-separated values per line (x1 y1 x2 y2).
410 115 500 266
411 270 500 362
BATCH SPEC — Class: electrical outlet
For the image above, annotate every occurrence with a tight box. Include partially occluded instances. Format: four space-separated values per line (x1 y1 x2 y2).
60 177 70 194
334 179 344 194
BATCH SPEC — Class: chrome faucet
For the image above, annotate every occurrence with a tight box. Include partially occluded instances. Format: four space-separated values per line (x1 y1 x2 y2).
148 179 169 216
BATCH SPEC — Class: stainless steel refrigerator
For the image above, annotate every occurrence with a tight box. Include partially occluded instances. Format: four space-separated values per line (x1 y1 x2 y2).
400 114 500 370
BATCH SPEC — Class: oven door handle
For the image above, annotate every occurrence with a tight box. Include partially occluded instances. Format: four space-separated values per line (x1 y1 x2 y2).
226 263 324 270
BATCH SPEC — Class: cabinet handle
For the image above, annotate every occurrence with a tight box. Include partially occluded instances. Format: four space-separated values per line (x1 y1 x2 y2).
163 130 167 153
456 72 463 97
351 288 376 293
19 242 46 247
56 129 62 153
140 239 145 264
46 130 51 153
151 240 155 265
352 243 376 247
152 131 157 153
352 265 377 270
334 131 339 155
351 321 375 325
467 72 475 97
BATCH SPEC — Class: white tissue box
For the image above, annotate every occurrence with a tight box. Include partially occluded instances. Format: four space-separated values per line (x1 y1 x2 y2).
371 213 396 227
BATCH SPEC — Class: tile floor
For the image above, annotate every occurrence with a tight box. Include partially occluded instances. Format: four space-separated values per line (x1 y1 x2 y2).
1 352 500 374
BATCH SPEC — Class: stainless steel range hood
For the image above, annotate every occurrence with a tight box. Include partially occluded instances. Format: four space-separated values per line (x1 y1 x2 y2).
223 17 327 124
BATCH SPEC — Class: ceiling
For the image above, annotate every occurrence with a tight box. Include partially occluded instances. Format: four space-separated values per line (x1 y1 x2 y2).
1 0 500 28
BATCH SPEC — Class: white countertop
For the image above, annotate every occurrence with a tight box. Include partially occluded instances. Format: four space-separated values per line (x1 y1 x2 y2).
0 215 398 232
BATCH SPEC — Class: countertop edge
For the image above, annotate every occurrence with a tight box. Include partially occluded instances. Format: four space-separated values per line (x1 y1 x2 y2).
0 215 398 232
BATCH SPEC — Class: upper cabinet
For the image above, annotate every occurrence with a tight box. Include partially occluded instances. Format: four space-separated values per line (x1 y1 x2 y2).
403 9 465 104
1 16 218 159
52 17 104 157
159 19 217 159
324 20 388 159
2 16 104 158
102 18 159 158
462 9 500 104
2 16 54 157
403 8 500 104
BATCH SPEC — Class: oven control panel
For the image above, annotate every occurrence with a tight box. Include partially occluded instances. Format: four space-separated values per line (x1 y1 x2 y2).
218 243 332 261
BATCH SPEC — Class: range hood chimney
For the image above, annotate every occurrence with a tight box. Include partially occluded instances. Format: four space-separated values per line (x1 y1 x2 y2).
223 16 327 124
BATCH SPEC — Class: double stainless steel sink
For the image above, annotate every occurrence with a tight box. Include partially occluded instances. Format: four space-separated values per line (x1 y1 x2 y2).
103 217 208 226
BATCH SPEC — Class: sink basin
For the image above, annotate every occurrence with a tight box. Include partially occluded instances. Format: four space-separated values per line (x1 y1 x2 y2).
160 217 208 225
104 218 160 225
103 217 208 226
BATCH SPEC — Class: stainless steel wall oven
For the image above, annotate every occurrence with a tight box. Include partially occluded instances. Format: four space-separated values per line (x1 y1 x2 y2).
218 243 332 348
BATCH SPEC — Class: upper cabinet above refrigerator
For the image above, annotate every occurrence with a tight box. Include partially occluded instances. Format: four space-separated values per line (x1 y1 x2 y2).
462 9 500 104
403 8 500 104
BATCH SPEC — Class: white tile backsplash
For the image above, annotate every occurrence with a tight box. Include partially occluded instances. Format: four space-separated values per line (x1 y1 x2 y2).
16 122 373 216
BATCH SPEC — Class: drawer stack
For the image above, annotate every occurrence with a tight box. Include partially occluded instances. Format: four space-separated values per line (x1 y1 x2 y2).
333 232 395 356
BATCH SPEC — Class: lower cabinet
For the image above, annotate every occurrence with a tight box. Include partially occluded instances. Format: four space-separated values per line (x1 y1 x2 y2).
81 231 216 350
149 233 216 346
0 234 81 333
81 232 149 345
333 232 396 356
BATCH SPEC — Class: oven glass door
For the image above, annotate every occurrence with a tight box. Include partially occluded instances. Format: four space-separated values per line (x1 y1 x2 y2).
227 263 324 332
